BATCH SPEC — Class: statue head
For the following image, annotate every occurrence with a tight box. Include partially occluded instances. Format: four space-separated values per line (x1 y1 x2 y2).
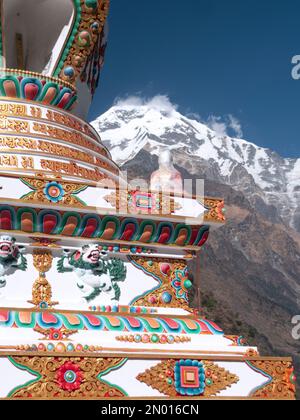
151 148 183 193
71 244 107 267
158 149 174 169
0 235 19 261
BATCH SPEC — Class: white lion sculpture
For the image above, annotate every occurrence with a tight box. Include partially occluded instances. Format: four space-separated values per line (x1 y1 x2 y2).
57 244 127 303
0 235 27 289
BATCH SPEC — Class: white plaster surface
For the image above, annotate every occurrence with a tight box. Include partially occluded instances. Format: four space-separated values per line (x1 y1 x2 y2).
102 359 164 398
217 362 270 397
0 357 36 398
0 255 159 309
3 0 74 74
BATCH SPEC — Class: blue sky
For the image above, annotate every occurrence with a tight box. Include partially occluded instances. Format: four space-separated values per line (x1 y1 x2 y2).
89 0 300 158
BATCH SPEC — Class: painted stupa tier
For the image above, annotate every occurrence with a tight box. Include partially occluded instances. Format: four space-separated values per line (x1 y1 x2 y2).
0 0 295 400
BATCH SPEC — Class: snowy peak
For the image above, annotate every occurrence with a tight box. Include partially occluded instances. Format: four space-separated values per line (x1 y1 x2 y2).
91 98 300 232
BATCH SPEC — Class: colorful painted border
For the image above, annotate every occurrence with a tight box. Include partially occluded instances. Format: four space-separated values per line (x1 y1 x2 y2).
0 205 210 249
0 71 77 110
54 0 82 78
56 0 110 84
0 310 224 335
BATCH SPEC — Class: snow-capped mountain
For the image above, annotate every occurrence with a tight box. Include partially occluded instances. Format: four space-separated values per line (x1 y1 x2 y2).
91 99 300 232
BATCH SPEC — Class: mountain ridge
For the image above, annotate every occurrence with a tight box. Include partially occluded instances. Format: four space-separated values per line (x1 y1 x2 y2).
92 101 300 232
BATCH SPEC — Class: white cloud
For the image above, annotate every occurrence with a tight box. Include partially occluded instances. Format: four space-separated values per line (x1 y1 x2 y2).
207 115 228 137
114 94 178 115
228 114 243 138
207 114 243 139
114 95 144 107
186 111 202 121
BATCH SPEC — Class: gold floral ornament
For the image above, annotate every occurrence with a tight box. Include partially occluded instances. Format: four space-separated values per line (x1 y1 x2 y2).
60 0 110 85
34 326 77 341
20 176 88 207
130 257 192 311
29 250 58 309
204 198 226 223
247 360 296 399
244 349 259 357
29 238 61 249
224 335 248 346
104 189 181 216
137 359 239 398
8 356 127 399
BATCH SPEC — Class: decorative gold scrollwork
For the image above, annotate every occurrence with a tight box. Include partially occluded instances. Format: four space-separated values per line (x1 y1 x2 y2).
9 356 126 399
28 250 58 309
247 360 296 399
137 359 239 397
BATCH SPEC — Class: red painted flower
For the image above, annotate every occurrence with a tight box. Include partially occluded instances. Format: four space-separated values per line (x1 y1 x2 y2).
49 329 63 341
56 362 83 392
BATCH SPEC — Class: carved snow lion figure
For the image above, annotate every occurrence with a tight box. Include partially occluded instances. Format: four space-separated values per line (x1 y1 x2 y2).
0 235 27 289
57 244 127 303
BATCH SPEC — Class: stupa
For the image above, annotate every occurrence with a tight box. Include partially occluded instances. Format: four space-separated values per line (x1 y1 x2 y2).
0 0 296 400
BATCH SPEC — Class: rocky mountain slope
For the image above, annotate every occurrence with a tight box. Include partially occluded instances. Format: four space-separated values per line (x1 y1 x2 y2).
91 99 300 396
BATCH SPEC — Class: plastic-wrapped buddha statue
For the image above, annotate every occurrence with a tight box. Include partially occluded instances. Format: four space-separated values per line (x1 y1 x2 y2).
150 150 183 194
